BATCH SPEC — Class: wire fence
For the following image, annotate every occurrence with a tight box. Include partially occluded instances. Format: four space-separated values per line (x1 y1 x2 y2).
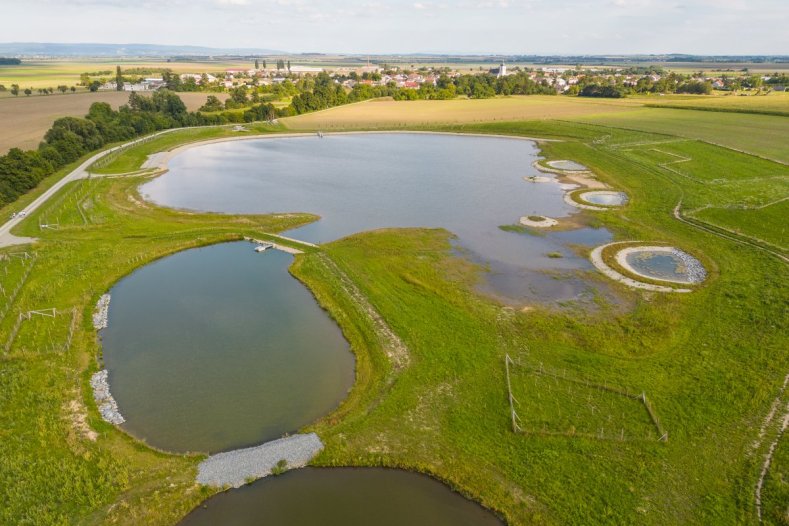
505 353 667 442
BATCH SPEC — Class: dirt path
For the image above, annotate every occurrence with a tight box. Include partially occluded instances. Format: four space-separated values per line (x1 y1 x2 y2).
316 253 409 371
0 128 181 248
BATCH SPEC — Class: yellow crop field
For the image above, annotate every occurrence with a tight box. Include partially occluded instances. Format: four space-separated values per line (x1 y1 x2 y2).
281 95 640 130
640 91 789 114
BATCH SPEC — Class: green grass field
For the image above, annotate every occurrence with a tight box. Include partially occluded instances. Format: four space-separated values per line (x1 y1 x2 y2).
573 107 789 164
1 102 788 525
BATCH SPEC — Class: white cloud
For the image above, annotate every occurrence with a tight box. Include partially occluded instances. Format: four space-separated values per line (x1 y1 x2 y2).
1 0 786 53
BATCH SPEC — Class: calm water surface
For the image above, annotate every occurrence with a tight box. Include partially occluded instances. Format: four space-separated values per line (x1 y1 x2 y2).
178 468 503 526
142 133 612 303
101 242 353 453
625 252 693 283
547 159 588 171
581 191 628 206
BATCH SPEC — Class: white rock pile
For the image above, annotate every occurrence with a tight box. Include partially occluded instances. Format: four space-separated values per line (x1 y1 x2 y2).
90 369 125 424
197 433 324 488
92 294 110 330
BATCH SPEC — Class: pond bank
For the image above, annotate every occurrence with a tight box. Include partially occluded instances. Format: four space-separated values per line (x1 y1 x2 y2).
590 242 693 293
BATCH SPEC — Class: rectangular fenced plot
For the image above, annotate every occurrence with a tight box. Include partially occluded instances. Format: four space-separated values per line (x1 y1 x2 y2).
5 309 77 355
507 361 663 442
0 255 36 320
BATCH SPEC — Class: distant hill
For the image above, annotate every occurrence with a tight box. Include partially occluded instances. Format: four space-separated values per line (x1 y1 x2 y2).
0 42 285 57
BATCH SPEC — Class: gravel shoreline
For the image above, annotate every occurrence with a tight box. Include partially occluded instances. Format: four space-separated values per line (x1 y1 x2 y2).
615 245 706 284
92 294 110 330
90 370 125 425
590 242 693 293
197 433 324 488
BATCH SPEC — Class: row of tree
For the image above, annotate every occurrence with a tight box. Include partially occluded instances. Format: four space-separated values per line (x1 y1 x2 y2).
0 84 79 96
0 90 202 208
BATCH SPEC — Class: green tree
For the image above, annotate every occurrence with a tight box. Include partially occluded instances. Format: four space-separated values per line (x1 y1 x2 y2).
89 81 101 92
255 59 259 69
57 85 68 94
0 85 5 92
198 95 225 112
115 65 124 91
24 88 32 96
287 60 291 72
10 84 19 96
70 86 76 93
263 59 267 69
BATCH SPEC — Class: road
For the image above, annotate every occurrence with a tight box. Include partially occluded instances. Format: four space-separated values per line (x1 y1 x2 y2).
0 129 177 248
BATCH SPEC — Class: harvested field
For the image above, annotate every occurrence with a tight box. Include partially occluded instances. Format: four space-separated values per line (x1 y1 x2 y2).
0 91 227 153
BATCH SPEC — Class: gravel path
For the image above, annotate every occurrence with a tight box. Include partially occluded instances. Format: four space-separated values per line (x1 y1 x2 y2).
196 433 324 488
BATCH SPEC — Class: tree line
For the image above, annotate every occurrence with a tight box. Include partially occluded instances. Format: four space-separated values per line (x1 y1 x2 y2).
0 90 271 208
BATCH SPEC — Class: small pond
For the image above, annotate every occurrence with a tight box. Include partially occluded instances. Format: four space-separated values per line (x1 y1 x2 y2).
141 133 613 304
622 247 706 284
101 241 353 453
580 191 628 206
178 468 504 526
547 159 588 171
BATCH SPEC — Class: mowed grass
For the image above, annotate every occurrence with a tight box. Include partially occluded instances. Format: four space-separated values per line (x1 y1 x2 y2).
281 95 640 130
0 91 227 154
694 199 789 251
573 107 789 164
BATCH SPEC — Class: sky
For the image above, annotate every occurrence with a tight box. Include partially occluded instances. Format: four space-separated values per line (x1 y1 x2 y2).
2 0 787 55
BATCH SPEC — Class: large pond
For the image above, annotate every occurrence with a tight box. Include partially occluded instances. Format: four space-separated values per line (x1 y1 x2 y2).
101 241 353 453
141 133 612 303
178 468 503 526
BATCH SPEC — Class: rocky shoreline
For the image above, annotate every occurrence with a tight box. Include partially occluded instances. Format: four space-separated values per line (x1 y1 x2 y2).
92 294 110 330
90 370 125 425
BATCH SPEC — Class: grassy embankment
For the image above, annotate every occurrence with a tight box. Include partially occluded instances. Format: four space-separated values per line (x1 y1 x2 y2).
1 97 787 525
89 122 285 175
0 172 317 525
292 119 788 525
